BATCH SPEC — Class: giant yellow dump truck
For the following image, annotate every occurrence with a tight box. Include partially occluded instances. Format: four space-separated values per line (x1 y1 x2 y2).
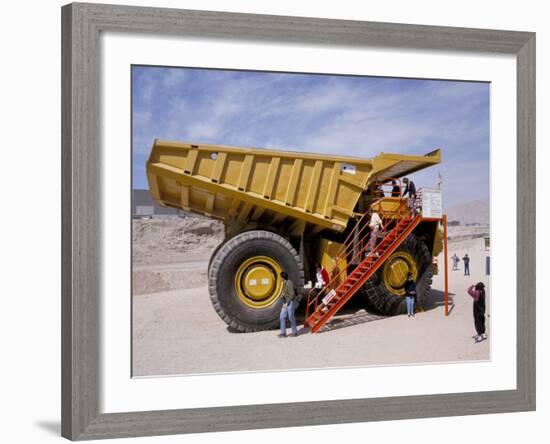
147 140 443 332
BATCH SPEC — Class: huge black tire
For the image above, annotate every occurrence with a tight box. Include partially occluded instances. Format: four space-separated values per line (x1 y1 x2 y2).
364 233 433 315
208 230 304 332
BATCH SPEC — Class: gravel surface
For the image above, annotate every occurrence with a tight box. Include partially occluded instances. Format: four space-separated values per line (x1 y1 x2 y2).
132 215 224 267
132 216 223 294
132 234 491 377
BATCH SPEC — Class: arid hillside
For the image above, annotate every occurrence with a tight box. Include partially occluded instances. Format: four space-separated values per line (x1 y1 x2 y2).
447 198 490 225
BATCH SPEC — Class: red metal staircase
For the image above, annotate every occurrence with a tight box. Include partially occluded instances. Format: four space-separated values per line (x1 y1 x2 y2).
305 206 422 333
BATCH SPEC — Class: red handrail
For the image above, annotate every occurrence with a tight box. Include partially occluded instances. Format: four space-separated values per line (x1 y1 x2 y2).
305 215 408 319
309 213 422 333
334 177 405 261
305 196 414 320
367 177 404 198
333 211 371 262
334 195 408 270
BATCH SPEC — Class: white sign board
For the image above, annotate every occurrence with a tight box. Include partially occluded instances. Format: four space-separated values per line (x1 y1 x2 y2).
420 189 443 218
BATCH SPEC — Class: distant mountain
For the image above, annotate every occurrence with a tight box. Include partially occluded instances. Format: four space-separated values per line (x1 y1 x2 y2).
446 198 490 225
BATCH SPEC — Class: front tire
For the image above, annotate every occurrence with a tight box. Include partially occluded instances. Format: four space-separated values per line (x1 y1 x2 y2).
364 233 432 315
208 230 304 332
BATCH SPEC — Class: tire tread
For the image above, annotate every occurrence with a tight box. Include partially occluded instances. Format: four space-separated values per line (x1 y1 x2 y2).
208 230 304 332
365 233 433 315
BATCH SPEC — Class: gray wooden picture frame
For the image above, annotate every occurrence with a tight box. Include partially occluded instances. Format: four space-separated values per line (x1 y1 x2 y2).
61 2 536 440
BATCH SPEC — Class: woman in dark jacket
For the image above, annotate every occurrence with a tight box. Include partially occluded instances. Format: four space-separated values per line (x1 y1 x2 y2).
468 282 487 342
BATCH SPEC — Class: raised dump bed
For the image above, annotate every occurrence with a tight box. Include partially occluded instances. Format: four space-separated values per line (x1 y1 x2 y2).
146 140 442 333
147 140 374 234
147 140 440 234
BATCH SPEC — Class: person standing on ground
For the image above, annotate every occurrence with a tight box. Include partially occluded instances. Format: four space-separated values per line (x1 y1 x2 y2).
368 209 385 255
452 253 460 271
462 253 470 276
404 272 416 317
278 271 298 338
468 282 487 343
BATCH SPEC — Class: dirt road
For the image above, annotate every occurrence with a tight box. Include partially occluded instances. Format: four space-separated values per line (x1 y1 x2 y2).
132 237 491 377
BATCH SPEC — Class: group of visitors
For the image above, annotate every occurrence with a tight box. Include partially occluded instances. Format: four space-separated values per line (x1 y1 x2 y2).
278 263 333 337
451 253 470 275
368 177 417 200
279 268 488 345
278 264 420 338
365 176 417 256
384 177 417 199
278 174 487 343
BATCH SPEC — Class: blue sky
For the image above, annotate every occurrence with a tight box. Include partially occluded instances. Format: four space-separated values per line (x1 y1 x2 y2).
132 66 490 209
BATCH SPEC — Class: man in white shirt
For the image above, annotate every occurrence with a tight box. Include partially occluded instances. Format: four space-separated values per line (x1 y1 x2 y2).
368 210 384 254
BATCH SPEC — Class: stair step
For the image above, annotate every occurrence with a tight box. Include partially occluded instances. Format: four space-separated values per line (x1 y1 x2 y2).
308 215 421 332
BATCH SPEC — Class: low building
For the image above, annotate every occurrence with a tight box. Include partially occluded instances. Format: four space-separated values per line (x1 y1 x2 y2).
132 189 180 217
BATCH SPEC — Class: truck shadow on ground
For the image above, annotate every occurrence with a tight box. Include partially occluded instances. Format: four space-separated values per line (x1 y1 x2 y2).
227 290 455 334
421 289 456 315
313 310 386 334
311 289 456 334
297 298 386 334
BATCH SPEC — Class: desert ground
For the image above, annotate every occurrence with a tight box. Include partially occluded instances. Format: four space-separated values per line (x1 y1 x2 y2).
132 216 490 377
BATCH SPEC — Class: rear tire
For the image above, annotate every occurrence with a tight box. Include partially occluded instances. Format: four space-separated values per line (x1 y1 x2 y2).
364 233 432 315
208 230 304 332
208 238 227 271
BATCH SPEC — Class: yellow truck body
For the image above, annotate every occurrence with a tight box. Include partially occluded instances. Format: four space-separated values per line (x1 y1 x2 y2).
147 140 441 234
145 139 442 333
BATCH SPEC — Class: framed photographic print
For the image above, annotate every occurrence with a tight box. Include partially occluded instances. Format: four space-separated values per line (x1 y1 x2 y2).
61 2 535 440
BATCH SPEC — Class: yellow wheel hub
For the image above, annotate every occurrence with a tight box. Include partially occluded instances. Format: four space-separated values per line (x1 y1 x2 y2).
382 251 418 296
235 256 283 308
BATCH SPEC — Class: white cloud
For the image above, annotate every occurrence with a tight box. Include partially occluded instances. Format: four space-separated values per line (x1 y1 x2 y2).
186 122 221 140
132 68 489 208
